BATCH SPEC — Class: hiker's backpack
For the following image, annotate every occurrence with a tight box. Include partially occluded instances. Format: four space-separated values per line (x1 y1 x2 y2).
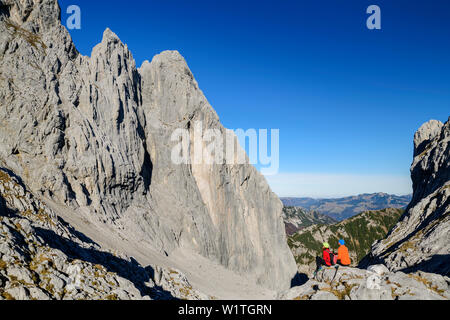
329 252 338 265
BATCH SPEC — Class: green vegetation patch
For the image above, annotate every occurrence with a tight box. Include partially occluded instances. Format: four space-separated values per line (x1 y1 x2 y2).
288 208 404 267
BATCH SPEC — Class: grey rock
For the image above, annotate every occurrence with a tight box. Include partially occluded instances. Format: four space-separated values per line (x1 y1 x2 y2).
29 287 51 300
0 0 296 291
278 281 318 300
349 284 393 300
6 266 34 284
363 119 450 276
413 120 444 157
310 290 338 300
281 265 449 300
5 285 29 300
367 264 389 276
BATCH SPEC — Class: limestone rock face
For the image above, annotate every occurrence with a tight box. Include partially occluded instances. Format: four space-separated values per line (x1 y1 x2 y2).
0 0 296 291
362 119 450 276
138 52 296 288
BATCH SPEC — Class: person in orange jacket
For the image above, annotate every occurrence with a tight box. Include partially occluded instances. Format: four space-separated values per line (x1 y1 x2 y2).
336 239 351 266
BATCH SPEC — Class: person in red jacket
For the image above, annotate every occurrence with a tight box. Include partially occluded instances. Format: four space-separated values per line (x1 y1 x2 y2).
313 242 334 277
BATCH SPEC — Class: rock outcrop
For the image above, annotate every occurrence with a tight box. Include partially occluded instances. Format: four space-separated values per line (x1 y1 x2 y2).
279 265 450 300
0 0 297 293
361 119 450 276
0 168 208 300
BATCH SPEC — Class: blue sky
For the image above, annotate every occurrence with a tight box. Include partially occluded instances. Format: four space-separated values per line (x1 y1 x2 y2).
59 0 450 198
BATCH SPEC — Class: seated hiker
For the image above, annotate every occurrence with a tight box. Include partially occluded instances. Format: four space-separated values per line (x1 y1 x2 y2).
336 239 351 266
314 242 335 276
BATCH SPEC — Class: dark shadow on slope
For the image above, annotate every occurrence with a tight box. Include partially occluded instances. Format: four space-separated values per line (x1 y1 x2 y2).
0 167 28 192
290 272 309 287
140 148 153 193
0 3 10 18
33 226 177 300
0 194 10 216
56 216 99 246
400 254 450 277
0 202 35 262
359 193 450 271
0 172 173 299
0 194 19 219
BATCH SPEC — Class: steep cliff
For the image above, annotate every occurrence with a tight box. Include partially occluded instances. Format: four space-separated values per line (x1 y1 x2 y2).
361 119 450 276
0 0 297 291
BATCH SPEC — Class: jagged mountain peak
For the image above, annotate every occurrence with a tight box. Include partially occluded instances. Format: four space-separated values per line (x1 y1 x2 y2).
414 119 444 157
363 118 450 276
102 27 120 43
0 0 297 293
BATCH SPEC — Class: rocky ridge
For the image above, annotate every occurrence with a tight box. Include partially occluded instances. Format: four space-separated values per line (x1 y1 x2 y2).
282 206 337 236
0 0 297 292
361 119 450 276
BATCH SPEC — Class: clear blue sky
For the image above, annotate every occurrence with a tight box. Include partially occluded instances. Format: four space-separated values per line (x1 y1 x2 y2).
59 0 450 198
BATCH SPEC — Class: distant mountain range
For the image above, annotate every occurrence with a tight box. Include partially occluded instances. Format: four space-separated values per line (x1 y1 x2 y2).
287 208 404 274
281 193 411 221
282 206 337 236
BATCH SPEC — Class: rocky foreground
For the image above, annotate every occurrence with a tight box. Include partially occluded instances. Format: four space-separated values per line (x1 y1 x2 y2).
0 168 209 300
280 265 449 300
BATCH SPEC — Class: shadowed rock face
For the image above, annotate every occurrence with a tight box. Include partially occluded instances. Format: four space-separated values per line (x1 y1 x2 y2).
0 0 297 291
0 168 208 300
361 118 450 276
